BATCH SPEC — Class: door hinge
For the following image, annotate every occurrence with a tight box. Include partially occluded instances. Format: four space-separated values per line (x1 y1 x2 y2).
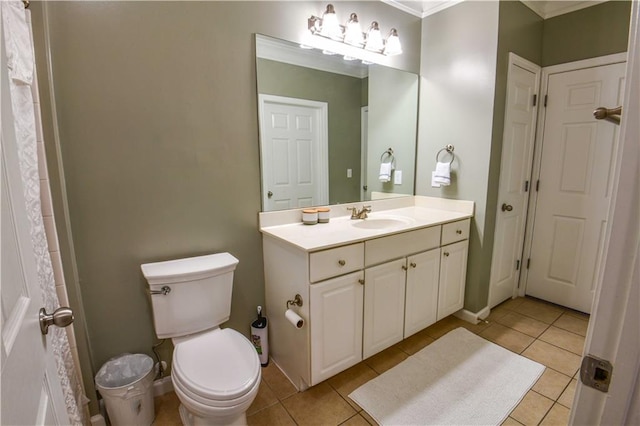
580 355 613 393
516 260 520 270
544 94 548 107
533 94 537 107
536 180 540 191
525 180 529 192
526 258 531 269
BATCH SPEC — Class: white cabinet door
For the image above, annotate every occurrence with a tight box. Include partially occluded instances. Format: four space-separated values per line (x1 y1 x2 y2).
310 271 364 385
437 240 468 321
405 249 441 337
363 259 406 359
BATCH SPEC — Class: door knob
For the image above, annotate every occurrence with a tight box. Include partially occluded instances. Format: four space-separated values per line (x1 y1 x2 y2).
267 191 273 198
501 203 513 212
39 307 74 335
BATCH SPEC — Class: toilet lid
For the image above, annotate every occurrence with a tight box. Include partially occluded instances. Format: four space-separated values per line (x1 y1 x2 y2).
173 329 260 401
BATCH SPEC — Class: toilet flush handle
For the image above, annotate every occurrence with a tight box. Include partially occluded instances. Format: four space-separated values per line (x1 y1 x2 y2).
150 286 172 296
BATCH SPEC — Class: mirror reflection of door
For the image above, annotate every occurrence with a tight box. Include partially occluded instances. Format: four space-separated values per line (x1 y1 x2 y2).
361 106 368 201
258 94 328 211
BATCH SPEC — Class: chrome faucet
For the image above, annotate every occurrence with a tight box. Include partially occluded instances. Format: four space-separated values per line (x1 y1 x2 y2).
347 205 372 220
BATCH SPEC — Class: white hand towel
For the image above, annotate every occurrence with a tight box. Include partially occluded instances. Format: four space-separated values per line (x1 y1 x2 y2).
431 171 441 188
1 0 34 85
379 162 392 182
432 161 451 186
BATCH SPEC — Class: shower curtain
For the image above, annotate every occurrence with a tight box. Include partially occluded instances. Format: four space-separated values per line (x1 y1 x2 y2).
2 1 85 424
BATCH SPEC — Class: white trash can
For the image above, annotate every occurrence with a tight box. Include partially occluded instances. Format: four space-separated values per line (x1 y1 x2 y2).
95 353 155 426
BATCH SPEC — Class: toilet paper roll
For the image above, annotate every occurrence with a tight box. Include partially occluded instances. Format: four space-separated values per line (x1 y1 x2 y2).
285 309 304 329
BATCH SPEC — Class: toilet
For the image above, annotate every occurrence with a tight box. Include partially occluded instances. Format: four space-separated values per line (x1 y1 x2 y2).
141 253 261 426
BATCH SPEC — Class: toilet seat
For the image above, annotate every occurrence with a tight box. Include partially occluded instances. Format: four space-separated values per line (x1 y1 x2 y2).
172 328 261 408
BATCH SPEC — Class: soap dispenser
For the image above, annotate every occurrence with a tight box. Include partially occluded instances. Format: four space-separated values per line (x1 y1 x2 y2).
251 306 269 366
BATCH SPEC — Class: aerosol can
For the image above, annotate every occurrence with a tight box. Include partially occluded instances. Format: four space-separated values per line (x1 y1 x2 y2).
251 306 269 366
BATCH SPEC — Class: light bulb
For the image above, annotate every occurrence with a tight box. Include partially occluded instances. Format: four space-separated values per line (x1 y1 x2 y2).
384 28 402 56
344 13 364 47
365 21 383 52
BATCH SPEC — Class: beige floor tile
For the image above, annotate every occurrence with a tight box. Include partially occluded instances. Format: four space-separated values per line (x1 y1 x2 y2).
364 345 409 374
423 316 468 339
552 313 589 337
497 311 550 338
522 340 581 377
281 382 356 425
262 362 298 400
562 308 590 321
510 391 554 426
532 368 572 401
395 328 435 355
479 323 535 354
499 297 527 312
517 299 564 324
247 403 296 426
359 409 379 425
502 417 525 425
486 304 511 323
247 381 279 416
152 391 181 426
540 403 570 426
539 326 586 355
558 379 577 408
328 362 378 411
340 413 373 426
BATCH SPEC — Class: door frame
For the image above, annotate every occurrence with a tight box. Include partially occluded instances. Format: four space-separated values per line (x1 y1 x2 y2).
360 106 368 201
257 94 329 210
519 52 627 298
487 52 540 309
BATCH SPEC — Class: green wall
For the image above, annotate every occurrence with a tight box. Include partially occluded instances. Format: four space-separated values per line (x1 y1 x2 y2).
542 1 631 66
31 1 421 414
256 59 364 205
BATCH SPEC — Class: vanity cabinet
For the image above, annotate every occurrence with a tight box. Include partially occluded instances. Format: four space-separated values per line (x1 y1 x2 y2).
362 259 407 358
262 215 471 390
309 271 364 384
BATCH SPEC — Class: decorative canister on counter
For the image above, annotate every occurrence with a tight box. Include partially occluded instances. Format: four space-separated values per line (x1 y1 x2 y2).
317 207 331 223
302 209 318 225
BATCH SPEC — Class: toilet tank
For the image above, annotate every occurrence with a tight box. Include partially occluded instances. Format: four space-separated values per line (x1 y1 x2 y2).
141 253 239 339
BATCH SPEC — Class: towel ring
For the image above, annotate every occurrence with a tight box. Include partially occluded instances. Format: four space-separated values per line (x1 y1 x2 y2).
380 148 395 166
436 144 455 165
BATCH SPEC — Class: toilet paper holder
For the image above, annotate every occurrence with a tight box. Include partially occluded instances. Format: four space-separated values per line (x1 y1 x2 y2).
285 294 303 310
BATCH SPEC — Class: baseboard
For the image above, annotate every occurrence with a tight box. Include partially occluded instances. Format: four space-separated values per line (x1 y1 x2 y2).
454 306 491 324
90 414 106 426
153 375 174 396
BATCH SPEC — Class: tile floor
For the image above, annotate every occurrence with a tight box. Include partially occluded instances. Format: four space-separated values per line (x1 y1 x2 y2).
152 296 589 426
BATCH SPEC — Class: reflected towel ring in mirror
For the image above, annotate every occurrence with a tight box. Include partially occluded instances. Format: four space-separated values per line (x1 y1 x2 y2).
436 144 455 165
380 148 395 165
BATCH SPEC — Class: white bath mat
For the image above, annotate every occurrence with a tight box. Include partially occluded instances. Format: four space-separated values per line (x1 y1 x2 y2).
349 327 545 425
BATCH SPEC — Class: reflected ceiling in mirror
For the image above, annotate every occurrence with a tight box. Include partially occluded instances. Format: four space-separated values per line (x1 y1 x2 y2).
256 34 418 212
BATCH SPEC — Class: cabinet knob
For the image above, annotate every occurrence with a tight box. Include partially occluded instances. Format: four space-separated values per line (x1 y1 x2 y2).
456 229 462 234
402 265 408 271
443 252 450 257
338 259 346 266
358 279 365 285
410 262 417 268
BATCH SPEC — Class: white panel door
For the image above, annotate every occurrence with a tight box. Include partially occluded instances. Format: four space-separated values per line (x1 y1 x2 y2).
526 62 626 313
363 259 406 359
437 240 468 321
1 34 68 424
404 248 440 337
258 95 328 211
309 272 363 385
489 55 540 308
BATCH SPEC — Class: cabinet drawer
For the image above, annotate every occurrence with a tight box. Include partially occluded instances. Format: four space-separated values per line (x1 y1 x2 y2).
441 219 470 245
310 243 364 282
365 226 441 266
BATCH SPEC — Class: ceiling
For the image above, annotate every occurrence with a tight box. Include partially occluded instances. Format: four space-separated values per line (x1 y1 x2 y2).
382 0 609 19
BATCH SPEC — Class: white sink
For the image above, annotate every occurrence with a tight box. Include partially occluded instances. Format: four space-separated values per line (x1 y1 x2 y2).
351 216 414 230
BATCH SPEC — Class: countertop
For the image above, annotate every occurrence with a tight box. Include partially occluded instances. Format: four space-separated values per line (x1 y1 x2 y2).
259 197 474 252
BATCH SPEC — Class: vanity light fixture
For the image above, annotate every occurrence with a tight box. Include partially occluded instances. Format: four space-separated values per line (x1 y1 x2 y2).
383 28 403 56
344 13 364 47
307 4 402 61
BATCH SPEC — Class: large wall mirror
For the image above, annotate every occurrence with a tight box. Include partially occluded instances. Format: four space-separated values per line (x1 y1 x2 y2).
256 34 419 212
